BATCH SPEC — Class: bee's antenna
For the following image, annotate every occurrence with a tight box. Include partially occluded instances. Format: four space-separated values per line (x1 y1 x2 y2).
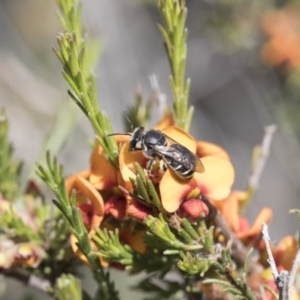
107 133 131 137
124 111 134 131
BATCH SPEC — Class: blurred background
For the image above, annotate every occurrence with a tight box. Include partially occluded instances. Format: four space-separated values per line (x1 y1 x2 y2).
1 0 300 298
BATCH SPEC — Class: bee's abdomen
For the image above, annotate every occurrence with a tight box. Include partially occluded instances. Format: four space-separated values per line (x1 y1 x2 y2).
165 157 194 179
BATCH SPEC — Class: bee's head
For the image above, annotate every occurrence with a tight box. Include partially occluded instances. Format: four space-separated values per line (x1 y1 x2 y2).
143 130 167 148
129 127 145 151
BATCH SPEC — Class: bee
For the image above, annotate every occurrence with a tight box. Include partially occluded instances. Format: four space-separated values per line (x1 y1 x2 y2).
108 127 205 180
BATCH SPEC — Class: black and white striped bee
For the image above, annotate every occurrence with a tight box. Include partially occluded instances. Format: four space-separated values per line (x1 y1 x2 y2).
108 127 205 180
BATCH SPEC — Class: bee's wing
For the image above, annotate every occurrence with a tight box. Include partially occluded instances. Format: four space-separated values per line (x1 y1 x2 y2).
194 155 205 173
163 134 180 146
153 145 186 166
154 144 205 173
163 134 205 173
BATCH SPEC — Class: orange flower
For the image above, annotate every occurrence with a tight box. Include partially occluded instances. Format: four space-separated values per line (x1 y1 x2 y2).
0 197 11 212
70 233 109 267
213 190 248 232
273 235 298 270
118 227 146 254
196 141 230 161
89 144 119 190
118 124 234 217
66 170 147 266
119 141 148 185
237 208 273 241
14 243 45 268
159 150 234 214
247 268 278 300
0 239 17 269
259 235 299 271
178 198 209 222
66 171 109 266
104 195 127 220
0 252 13 269
214 190 273 243
126 198 152 221
154 111 175 130
119 126 196 186
261 5 300 71
65 170 104 233
248 268 299 300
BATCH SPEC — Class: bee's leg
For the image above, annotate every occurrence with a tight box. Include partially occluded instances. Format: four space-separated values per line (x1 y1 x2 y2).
146 157 167 179
146 158 157 176
142 145 153 159
159 159 167 173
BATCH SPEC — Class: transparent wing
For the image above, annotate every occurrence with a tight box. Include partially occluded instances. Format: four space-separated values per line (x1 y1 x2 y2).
162 134 205 173
153 144 205 173
195 156 205 173
163 134 180 146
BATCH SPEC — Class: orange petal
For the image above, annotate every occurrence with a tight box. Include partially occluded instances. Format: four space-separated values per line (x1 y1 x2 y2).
275 235 298 270
154 112 175 130
70 234 108 267
104 196 127 219
119 142 148 183
95 135 130 150
114 135 130 144
162 126 196 153
160 156 235 212
15 243 44 268
65 169 90 194
179 199 209 220
66 173 104 233
0 199 11 213
75 176 104 215
261 11 288 36
237 207 273 239
220 190 248 232
90 146 118 190
194 156 235 200
119 228 146 254
126 200 152 221
220 192 240 232
196 141 230 160
291 286 300 300
159 170 191 212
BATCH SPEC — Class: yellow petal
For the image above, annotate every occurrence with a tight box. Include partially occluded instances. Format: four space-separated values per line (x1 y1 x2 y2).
76 176 104 220
162 126 196 153
291 286 300 300
220 191 241 232
90 146 118 190
66 173 104 233
275 235 298 270
159 169 191 212
160 156 235 212
70 234 108 267
119 142 148 182
126 200 152 220
154 112 175 130
195 156 235 200
65 169 90 194
119 228 146 254
237 207 273 239
196 141 230 160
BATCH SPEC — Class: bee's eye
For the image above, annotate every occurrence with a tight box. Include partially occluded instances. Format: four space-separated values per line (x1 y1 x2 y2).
129 127 145 150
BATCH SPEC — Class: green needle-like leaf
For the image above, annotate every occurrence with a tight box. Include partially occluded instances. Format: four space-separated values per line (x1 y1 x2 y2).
54 0 119 167
93 228 135 266
156 0 193 131
37 152 119 299
0 110 21 201
55 274 82 300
